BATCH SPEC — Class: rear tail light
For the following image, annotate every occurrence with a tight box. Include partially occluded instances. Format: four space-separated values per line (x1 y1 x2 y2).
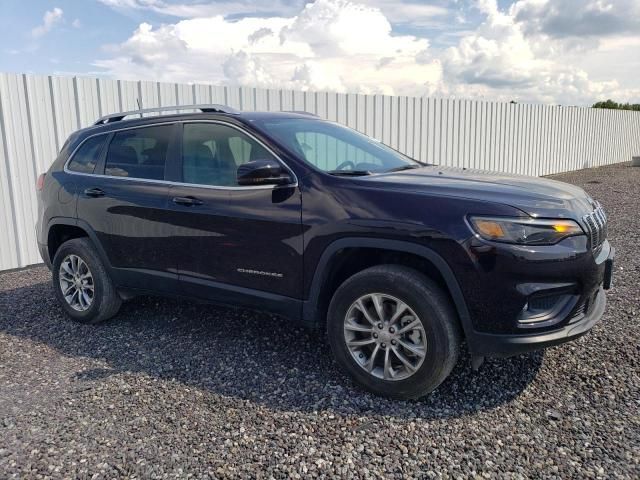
36 173 46 191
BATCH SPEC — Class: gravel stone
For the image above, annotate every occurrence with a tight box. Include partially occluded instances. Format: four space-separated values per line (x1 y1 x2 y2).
0 162 638 478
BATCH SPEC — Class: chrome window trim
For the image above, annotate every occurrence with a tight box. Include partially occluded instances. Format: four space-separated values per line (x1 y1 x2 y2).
63 120 298 191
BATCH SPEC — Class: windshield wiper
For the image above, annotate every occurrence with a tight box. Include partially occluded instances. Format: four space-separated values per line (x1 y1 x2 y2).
326 170 372 176
385 164 421 173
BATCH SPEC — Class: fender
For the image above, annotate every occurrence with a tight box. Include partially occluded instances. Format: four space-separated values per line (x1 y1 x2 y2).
46 217 114 274
302 237 473 339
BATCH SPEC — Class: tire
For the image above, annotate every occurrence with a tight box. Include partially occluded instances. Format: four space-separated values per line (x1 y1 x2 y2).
52 237 122 324
327 265 461 400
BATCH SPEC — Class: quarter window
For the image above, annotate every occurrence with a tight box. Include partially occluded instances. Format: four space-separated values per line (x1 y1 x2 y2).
105 125 173 180
182 123 275 187
67 135 106 173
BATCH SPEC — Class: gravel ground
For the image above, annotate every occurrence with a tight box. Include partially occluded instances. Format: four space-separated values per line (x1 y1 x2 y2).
1 162 638 479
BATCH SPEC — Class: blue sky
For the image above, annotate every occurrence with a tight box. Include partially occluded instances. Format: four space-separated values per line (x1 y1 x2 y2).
0 0 470 73
1 1 639 105
1 0 154 74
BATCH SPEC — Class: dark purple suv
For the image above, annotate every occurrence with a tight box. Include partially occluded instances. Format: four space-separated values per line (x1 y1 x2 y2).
36 105 614 399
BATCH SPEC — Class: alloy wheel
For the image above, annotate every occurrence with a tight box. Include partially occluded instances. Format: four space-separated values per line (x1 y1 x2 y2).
59 254 94 312
343 293 427 381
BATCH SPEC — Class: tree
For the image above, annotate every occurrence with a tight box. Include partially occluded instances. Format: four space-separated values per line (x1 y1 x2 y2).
592 99 640 111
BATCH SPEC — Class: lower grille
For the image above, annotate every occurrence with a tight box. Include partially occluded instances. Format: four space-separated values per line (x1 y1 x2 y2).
567 290 599 325
582 202 607 251
517 293 577 329
567 299 587 324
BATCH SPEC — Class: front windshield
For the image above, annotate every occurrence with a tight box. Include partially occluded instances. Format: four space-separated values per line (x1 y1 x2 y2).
253 117 421 174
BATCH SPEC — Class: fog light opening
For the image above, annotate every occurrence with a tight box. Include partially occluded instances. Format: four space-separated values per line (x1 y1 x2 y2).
517 293 578 329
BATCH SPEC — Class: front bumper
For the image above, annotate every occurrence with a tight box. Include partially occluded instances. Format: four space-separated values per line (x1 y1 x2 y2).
469 286 606 356
466 245 613 357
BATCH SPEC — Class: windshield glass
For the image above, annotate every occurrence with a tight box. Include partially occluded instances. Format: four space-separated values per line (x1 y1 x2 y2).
253 118 420 173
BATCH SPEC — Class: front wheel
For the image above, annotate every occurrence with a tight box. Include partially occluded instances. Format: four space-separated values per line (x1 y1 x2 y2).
327 265 461 400
52 238 122 324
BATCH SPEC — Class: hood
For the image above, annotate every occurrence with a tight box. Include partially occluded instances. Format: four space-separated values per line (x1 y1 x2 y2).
359 165 596 219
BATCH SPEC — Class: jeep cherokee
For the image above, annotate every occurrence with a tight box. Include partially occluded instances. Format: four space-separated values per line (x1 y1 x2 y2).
36 104 614 399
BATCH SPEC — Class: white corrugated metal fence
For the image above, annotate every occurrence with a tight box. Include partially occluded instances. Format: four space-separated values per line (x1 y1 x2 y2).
1 72 639 271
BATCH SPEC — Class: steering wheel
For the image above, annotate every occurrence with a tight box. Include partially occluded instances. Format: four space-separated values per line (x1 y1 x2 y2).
335 160 355 171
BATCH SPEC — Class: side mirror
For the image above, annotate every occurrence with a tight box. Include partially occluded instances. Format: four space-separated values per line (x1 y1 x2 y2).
237 160 292 186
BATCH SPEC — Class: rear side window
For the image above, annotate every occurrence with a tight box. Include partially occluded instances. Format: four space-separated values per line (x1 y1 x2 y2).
105 125 173 180
67 135 106 173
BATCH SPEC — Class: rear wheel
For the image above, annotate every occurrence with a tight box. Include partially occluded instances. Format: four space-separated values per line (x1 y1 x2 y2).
327 265 460 399
52 238 122 323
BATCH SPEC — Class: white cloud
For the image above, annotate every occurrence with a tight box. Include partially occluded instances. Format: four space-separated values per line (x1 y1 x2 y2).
98 0 448 25
364 0 449 27
72 18 82 29
441 0 640 104
97 0 302 18
31 7 64 38
94 0 640 105
95 0 442 95
511 0 640 38
443 1 546 91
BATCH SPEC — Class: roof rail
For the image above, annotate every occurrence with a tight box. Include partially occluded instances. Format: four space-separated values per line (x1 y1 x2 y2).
94 104 239 125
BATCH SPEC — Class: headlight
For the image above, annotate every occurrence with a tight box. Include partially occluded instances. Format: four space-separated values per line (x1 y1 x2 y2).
468 216 584 245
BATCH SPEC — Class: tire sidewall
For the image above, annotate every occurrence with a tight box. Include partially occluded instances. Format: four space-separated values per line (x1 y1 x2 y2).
52 239 108 323
327 268 457 399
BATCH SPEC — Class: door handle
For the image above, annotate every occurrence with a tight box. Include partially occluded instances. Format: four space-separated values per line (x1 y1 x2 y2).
172 196 203 206
84 187 105 197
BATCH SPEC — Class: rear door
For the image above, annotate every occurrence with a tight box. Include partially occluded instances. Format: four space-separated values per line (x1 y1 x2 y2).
166 121 303 301
74 123 181 291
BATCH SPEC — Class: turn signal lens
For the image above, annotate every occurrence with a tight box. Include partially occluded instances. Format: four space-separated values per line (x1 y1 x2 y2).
552 223 573 233
474 219 506 238
468 216 584 245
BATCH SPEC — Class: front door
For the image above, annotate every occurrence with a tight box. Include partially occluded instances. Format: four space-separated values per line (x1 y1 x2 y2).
167 121 303 305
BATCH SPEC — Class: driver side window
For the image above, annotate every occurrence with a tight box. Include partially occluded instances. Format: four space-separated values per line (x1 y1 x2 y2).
182 123 275 187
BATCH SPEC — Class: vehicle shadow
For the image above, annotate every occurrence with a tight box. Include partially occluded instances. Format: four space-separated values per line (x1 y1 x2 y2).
0 278 544 419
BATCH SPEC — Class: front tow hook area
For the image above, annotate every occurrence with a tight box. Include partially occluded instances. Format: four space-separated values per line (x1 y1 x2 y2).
471 355 485 370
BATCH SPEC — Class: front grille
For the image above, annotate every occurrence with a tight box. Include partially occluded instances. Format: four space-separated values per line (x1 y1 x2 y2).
582 201 607 251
